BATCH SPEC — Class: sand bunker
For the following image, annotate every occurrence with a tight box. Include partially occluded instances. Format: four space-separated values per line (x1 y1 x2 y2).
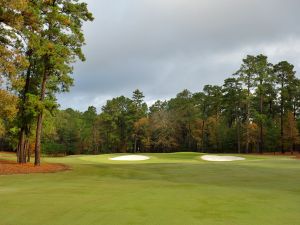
109 155 150 161
201 155 245 162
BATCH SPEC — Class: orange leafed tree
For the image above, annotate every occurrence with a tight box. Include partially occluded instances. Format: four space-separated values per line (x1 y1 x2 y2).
283 111 300 154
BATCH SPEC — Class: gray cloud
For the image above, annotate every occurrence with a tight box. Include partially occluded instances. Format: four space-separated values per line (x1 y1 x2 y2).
58 0 300 111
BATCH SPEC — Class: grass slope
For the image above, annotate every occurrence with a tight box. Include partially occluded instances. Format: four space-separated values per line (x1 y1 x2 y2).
0 152 299 225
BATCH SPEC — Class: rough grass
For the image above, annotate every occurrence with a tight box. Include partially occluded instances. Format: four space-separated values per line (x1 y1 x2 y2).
0 152 299 225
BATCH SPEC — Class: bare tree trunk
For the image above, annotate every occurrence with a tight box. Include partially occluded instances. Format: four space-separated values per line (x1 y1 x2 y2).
92 124 98 154
293 103 297 120
280 81 284 154
17 129 26 163
237 118 241 154
22 139 26 163
292 106 297 155
246 105 250 153
259 90 264 154
201 120 205 152
34 70 48 166
16 61 32 163
134 136 137 153
35 113 43 166
26 140 31 162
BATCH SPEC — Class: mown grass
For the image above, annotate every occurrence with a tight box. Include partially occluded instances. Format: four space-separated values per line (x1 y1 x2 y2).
0 152 299 225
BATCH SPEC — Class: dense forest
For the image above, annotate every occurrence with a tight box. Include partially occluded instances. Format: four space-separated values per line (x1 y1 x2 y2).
2 54 300 156
1 2 300 162
41 53 300 155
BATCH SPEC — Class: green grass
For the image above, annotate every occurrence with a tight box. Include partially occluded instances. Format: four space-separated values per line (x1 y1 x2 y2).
0 152 300 225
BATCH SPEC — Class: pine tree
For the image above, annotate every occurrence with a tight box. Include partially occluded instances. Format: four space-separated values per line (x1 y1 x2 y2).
274 61 296 153
234 55 256 153
33 0 94 165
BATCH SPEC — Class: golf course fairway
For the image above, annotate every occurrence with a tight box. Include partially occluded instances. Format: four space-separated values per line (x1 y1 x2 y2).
0 152 299 225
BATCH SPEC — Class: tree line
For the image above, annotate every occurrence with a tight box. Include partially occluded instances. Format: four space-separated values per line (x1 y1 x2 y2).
0 0 93 165
1 3 300 159
37 55 300 155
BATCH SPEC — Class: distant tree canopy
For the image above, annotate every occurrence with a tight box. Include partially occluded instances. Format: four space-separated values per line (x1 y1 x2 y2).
36 54 300 155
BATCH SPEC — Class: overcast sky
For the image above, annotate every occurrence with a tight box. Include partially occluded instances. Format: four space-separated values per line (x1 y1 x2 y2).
57 0 300 112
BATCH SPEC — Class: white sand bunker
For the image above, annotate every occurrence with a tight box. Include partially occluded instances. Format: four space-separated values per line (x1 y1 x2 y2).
109 155 150 161
201 155 245 162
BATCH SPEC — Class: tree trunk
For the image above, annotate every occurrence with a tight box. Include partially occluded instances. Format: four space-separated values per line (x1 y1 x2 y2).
246 82 250 154
17 129 26 163
201 120 205 152
16 61 32 163
259 87 264 154
280 80 284 154
35 112 43 166
92 124 98 154
237 118 241 154
34 69 48 166
134 136 137 153
292 105 297 156
26 140 30 162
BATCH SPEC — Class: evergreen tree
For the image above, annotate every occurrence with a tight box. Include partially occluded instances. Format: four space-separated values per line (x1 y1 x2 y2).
273 61 297 153
234 55 257 153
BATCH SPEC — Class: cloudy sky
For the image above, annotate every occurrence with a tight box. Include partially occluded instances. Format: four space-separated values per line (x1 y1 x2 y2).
57 0 300 111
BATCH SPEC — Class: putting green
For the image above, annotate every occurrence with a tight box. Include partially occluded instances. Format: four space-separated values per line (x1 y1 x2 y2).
0 152 299 225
